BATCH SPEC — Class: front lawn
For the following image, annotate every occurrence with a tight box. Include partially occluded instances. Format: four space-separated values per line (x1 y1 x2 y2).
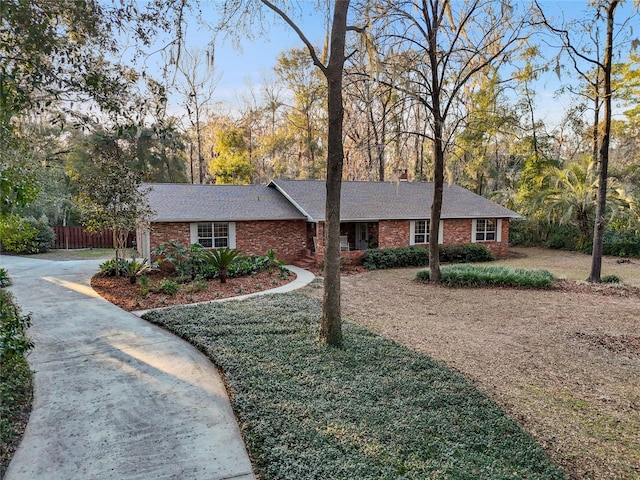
143 294 565 479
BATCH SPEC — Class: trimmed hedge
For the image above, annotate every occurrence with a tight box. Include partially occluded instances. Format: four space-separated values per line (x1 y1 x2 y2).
362 243 494 270
439 243 494 263
362 246 429 270
417 264 555 289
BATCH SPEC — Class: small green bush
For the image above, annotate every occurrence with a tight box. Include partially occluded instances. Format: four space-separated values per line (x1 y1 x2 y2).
546 224 583 251
603 229 640 258
439 243 494 263
363 244 494 270
23 216 55 253
509 219 544 247
158 279 179 296
0 268 11 288
417 264 555 289
98 258 129 276
153 240 205 278
601 274 622 284
0 215 36 254
123 258 153 284
183 278 208 293
362 246 429 270
0 215 55 254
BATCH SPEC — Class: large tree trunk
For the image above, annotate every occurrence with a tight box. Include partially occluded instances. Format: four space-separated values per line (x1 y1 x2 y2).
429 123 444 283
320 0 349 347
427 2 443 284
589 0 618 282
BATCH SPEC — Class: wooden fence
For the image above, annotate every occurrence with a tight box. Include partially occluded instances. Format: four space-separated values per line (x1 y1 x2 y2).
52 226 135 250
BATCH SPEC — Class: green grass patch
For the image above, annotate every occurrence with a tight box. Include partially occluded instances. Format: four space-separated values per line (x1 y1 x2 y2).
143 294 565 479
417 264 555 289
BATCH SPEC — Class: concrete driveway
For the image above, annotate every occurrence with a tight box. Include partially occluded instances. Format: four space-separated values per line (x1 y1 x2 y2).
2 255 255 480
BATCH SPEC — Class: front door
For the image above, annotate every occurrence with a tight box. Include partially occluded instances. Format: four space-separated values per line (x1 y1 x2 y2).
355 223 369 250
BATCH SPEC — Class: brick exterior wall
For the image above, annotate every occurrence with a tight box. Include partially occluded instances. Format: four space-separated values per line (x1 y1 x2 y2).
149 220 307 264
236 220 306 263
150 222 191 250
443 218 472 246
148 217 510 264
443 218 510 257
378 220 411 249
378 218 510 257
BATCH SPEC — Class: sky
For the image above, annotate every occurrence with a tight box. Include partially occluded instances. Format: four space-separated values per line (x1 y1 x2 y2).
140 1 639 128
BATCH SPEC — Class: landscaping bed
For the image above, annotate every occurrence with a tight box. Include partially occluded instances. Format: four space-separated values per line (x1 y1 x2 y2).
91 268 296 311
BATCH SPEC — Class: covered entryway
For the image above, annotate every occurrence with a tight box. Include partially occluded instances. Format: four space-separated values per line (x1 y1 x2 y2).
339 222 378 251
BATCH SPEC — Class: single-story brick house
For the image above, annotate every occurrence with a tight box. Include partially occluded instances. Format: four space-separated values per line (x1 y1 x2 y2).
137 179 522 263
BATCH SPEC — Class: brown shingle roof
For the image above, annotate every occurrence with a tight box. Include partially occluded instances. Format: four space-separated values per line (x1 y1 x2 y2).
144 183 307 222
269 179 522 221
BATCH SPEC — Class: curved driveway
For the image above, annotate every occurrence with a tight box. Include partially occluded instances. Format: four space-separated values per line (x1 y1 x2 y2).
2 255 256 480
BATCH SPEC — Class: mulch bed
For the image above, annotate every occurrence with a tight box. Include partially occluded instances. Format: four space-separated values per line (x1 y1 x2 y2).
91 269 296 312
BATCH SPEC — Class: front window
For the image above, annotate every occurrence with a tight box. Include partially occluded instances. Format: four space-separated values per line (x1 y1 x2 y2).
213 222 229 247
196 222 229 248
475 219 496 241
414 220 430 244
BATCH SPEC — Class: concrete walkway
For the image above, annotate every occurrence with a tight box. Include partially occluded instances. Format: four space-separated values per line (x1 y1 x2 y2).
1 256 313 480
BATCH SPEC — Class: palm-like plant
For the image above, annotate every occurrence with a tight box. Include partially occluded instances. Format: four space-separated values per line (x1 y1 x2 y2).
124 258 152 284
534 157 631 247
203 248 241 283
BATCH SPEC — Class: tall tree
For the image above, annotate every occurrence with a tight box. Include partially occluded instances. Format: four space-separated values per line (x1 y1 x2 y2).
373 0 528 282
274 48 327 179
176 48 221 184
536 0 634 281
215 0 362 346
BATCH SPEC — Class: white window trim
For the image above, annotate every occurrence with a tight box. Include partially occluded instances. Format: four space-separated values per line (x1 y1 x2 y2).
471 218 501 243
409 220 444 245
190 222 236 248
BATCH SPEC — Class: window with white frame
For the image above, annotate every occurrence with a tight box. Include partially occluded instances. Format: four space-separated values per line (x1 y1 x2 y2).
410 220 443 245
192 222 232 248
475 219 496 241
413 219 430 244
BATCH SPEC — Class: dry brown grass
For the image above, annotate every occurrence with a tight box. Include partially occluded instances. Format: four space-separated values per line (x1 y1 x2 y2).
302 248 640 479
496 247 640 287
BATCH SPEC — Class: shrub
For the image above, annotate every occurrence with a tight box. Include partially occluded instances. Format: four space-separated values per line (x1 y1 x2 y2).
509 219 544 247
601 274 622 284
362 246 429 270
0 268 11 288
153 240 205 278
183 278 209 293
202 248 242 283
546 224 582 251
123 258 153 284
0 215 55 254
416 264 555 289
158 279 179 296
0 290 34 469
363 244 493 270
603 229 640 258
23 216 55 253
0 215 36 254
439 243 494 263
98 258 129 276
